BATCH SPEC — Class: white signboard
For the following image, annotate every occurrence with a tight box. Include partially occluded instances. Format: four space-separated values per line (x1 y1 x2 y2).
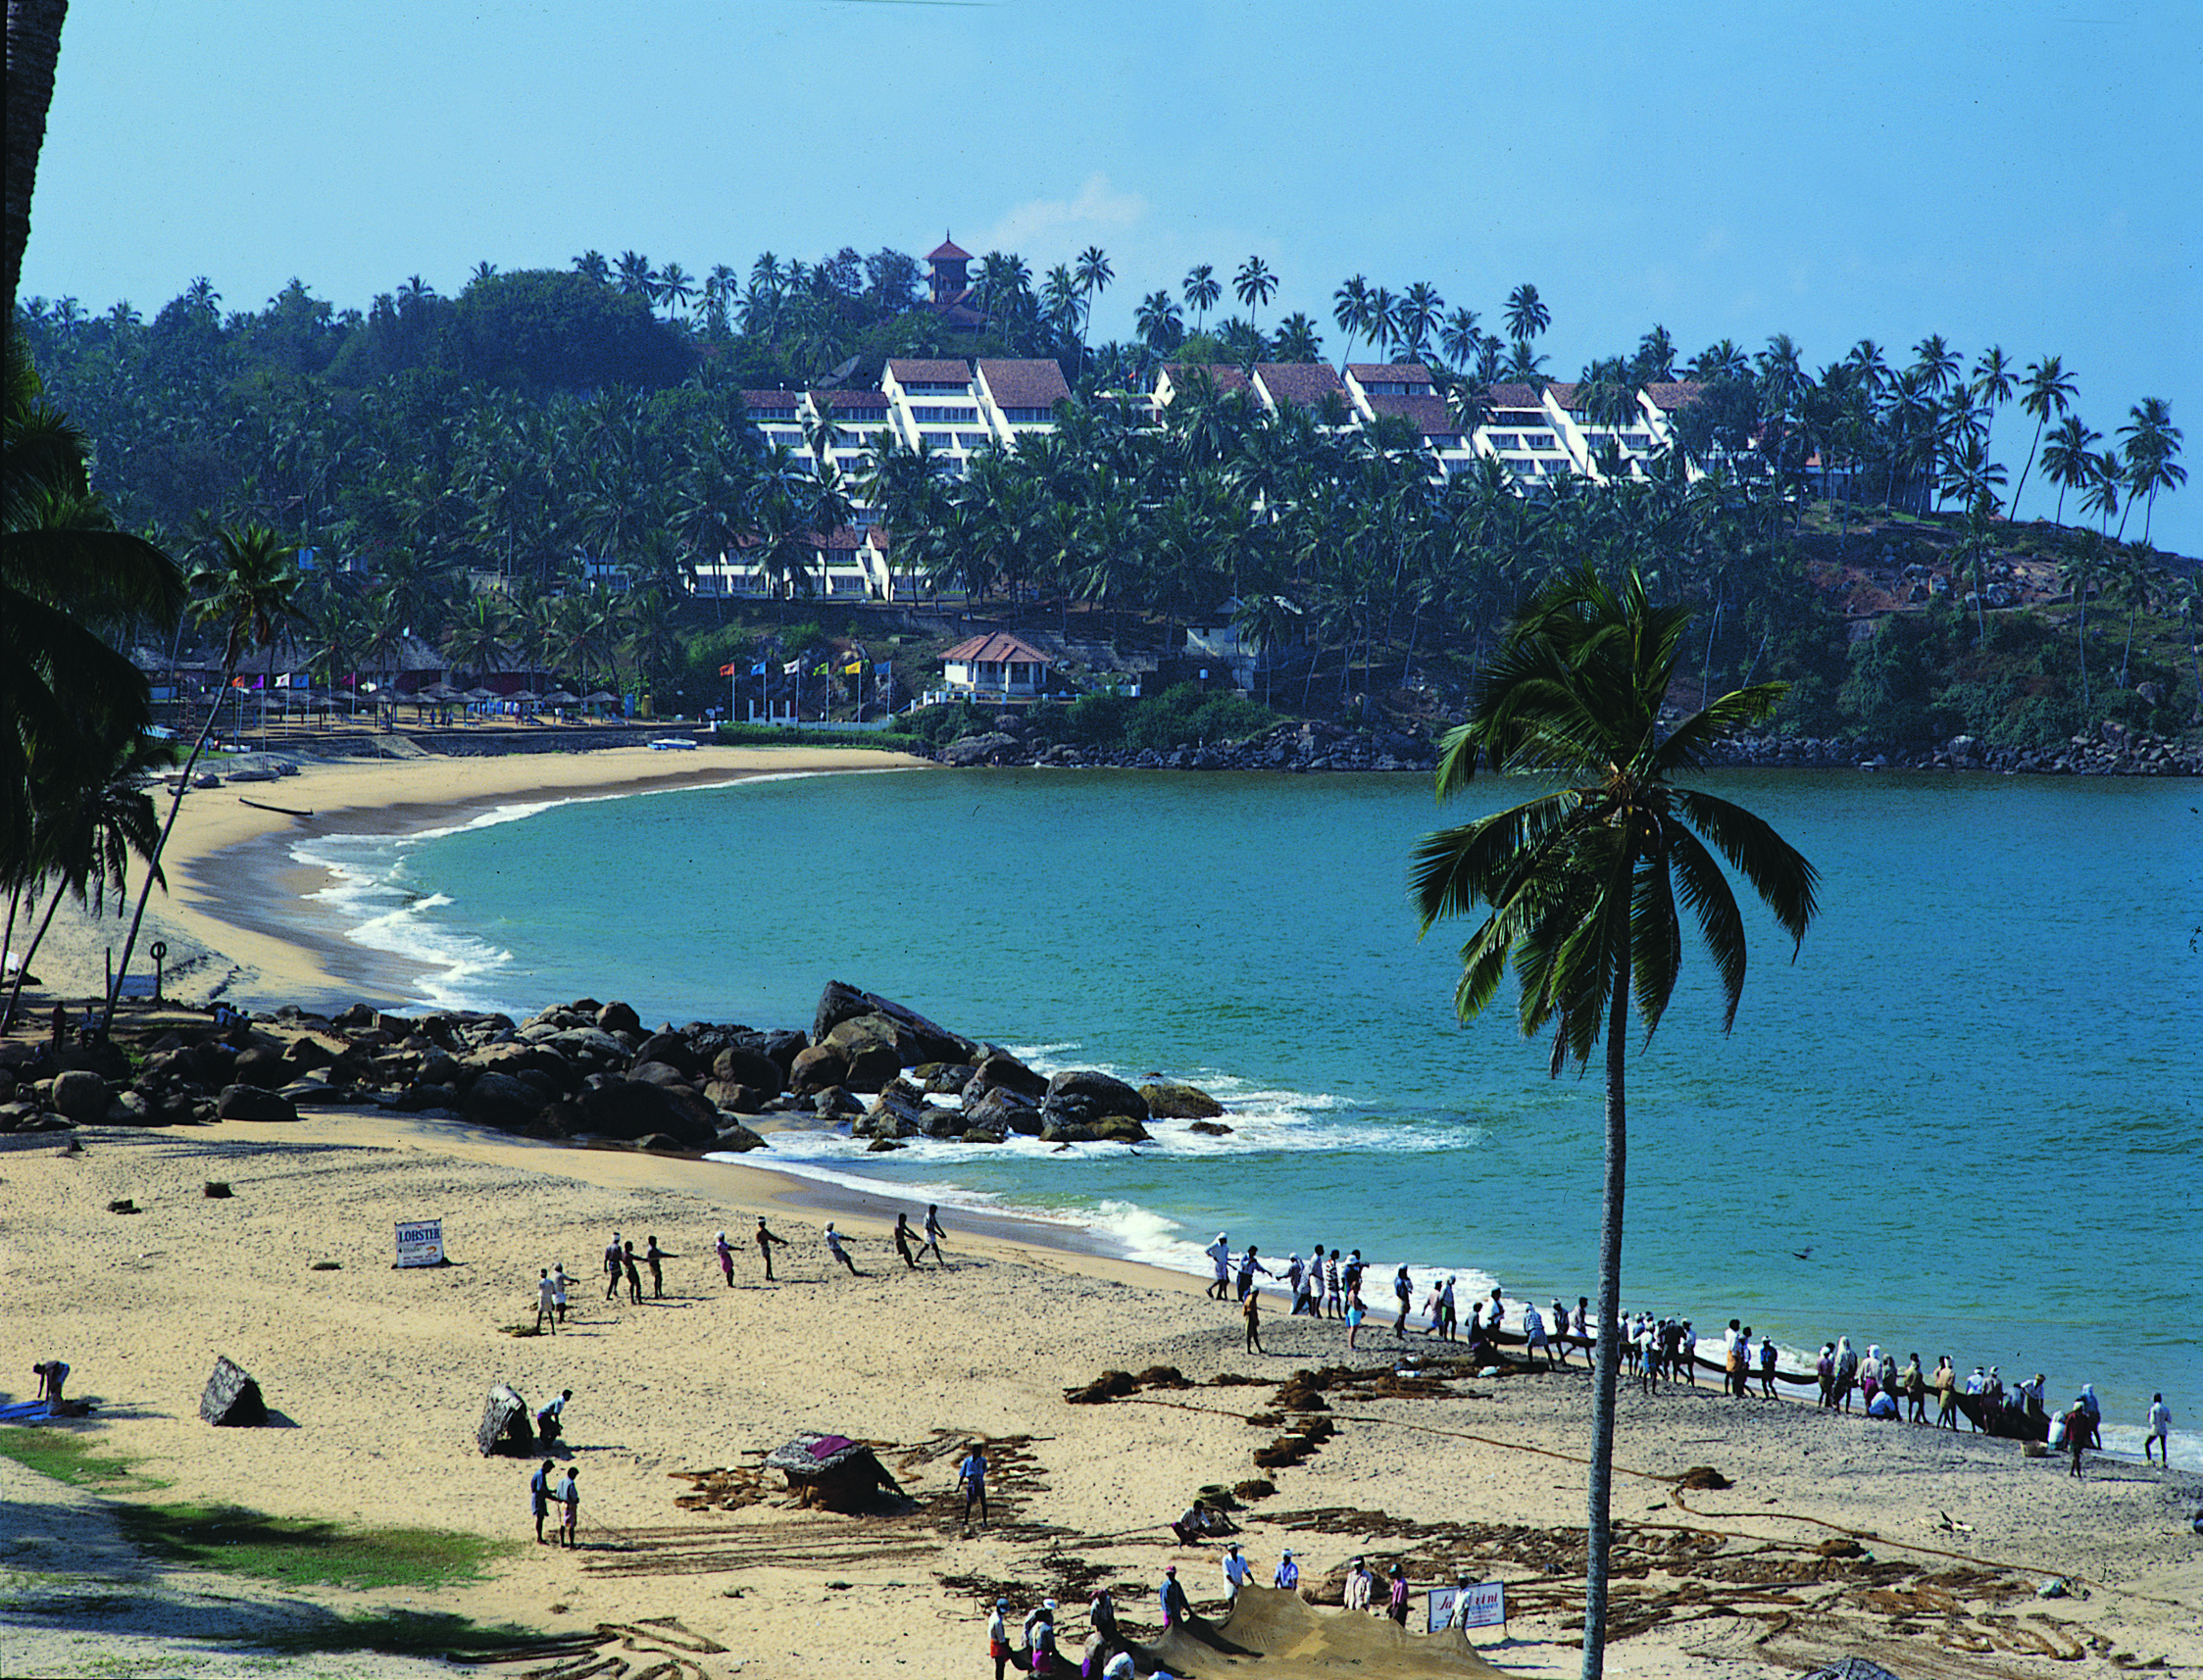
1428 1581 1506 1634
395 1218 445 1267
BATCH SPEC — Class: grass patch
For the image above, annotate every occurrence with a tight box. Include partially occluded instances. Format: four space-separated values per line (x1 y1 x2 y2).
712 722 925 752
114 1502 513 1593
0 1428 167 1491
265 1607 553 1659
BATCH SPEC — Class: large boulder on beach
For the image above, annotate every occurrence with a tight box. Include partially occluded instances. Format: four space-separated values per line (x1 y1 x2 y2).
1045 1069 1148 1122
788 1043 850 1095
713 1122 770 1153
1092 1114 1151 1144
595 1001 640 1035
577 1078 717 1146
1140 1079 1225 1119
544 1027 633 1069
199 1356 268 1427
51 1070 111 1124
812 982 977 1066
702 1078 773 1113
964 1051 1047 1104
463 1071 545 1132
943 731 1019 766
627 1060 692 1090
476 1384 534 1457
630 1031 700 1077
218 1084 298 1121
711 1047 784 1095
1039 1115 1098 1144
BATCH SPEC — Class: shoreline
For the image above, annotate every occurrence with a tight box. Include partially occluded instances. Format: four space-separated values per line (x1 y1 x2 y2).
5 1111 2198 1680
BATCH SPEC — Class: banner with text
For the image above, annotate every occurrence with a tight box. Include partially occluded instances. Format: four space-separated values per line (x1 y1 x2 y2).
1427 1580 1505 1633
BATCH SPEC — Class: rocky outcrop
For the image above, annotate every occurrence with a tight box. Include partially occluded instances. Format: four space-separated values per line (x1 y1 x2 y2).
1141 1079 1224 1119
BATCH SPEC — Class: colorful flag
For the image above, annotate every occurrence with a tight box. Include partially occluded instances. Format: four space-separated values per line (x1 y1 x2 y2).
719 663 737 677
782 659 803 675
842 660 863 676
750 661 768 675
275 672 293 689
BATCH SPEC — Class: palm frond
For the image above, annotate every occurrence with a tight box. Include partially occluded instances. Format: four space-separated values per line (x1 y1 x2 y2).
1674 789 1821 950
1629 847 1682 1042
1667 825 1749 1029
1655 682 1787 771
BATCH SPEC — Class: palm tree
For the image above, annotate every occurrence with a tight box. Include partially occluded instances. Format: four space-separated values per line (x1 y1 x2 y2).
1232 256 1277 331
2007 356 2077 521
1412 565 1817 1680
2118 397 2184 543
1503 282 1550 347
1135 290 1183 359
1074 245 1114 358
572 251 612 286
2041 414 2101 525
1936 433 2007 515
1332 275 1373 371
2079 450 2122 535
1272 313 1323 365
1183 265 1222 332
107 524 305 1028
1439 308 1482 372
1632 325 1677 384
657 261 696 317
440 593 512 685
615 251 657 301
1395 281 1443 360
1911 333 1960 395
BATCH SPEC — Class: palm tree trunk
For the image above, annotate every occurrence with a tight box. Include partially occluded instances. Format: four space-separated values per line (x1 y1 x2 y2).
1 876 68 1033
4 0 71 321
101 654 235 1033
2010 422 2044 522
1580 954 1630 1680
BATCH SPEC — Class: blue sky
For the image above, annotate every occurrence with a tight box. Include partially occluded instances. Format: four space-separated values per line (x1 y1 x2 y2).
22 0 2203 553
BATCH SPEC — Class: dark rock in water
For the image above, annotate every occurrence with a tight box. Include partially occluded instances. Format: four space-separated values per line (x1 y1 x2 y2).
1140 1079 1224 1119
543 1027 632 1068
964 1086 1041 1136
595 1001 641 1035
961 1124 1007 1144
218 1085 297 1121
1092 1114 1151 1143
1038 1115 1098 1144
920 1062 976 1095
52 1070 111 1124
463 1071 543 1132
334 1002 378 1032
579 1079 717 1146
964 1051 1048 1103
200 1356 268 1426
476 1384 534 1457
838 1040 905 1094
1187 1119 1235 1136
866 1137 906 1152
813 1086 864 1119
788 1043 850 1095
711 1047 783 1095
811 981 978 1066
1046 1068 1149 1122
631 1030 699 1076
713 1122 770 1153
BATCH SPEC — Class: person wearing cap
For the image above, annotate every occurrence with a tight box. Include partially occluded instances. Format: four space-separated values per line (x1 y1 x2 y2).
1100 1651 1134 1680
551 1262 569 1322
1024 1601 1059 1677
1274 1547 1299 1591
1235 1245 1274 1303
1206 1234 1231 1300
824 1222 859 1275
985 1597 1015 1680
1160 1563 1190 1628
604 1231 624 1300
1344 1556 1374 1611
1223 1539 1252 1601
1283 1252 1307 1313
1385 1561 1410 1625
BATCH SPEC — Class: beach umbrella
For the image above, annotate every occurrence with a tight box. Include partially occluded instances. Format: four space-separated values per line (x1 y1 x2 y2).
463 687 497 703
542 688 581 707
419 680 463 701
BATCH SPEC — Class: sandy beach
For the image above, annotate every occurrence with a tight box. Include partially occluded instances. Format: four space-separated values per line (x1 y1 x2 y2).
5 745 2200 1679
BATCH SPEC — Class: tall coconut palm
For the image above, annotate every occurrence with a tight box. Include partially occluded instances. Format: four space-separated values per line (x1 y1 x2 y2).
440 593 512 686
1503 282 1550 346
1395 281 1444 359
1182 265 1222 332
106 524 305 1028
1232 256 1277 330
1439 308 1483 372
2118 397 2184 543
2007 356 2077 521
2079 450 2122 535
1073 245 1114 358
2041 414 2101 526
1910 333 1960 395
1413 565 1817 1680
1332 275 1373 372
1135 290 1183 359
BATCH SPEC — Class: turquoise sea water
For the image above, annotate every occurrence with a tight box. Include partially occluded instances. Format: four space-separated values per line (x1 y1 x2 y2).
295 766 2201 1460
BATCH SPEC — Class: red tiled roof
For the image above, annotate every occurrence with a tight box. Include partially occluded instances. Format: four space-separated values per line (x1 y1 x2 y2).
1163 364 1253 396
1481 383 1545 411
743 390 801 415
928 238 973 262
1363 393 1459 437
814 390 890 414
1254 363 1346 407
1545 381 1582 409
941 632 1055 666
889 359 974 386
1347 363 1436 384
977 359 1072 410
1643 381 1706 411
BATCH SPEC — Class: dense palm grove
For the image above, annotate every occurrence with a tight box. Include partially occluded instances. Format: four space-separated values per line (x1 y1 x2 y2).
7 246 2198 1019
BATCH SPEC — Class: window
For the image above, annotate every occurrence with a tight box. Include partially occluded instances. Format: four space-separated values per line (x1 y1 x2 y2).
922 430 955 450
903 380 969 395
913 405 977 422
1001 407 1053 423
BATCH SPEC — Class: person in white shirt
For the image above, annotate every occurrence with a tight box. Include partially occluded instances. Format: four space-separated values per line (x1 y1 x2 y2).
1344 1556 1374 1611
1523 1303 1553 1369
551 1263 569 1322
1274 1547 1299 1591
535 1269 558 1335
985 1598 1014 1680
1206 1234 1231 1300
824 1222 859 1274
2145 1394 2173 1464
1223 1541 1253 1601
